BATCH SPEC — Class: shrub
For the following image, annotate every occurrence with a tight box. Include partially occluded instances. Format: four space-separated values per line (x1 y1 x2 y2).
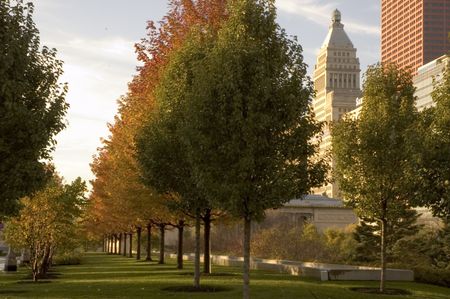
52 252 82 266
413 267 450 287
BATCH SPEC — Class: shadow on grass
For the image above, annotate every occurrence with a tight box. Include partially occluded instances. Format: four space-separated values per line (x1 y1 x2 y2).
17 280 52 284
162 285 232 293
350 287 412 295
177 272 240 277
0 290 28 294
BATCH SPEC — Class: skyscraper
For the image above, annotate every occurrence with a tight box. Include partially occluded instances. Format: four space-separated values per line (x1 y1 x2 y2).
312 10 361 198
381 0 450 73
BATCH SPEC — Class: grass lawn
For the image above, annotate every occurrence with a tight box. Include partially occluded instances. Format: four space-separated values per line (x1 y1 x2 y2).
0 252 449 298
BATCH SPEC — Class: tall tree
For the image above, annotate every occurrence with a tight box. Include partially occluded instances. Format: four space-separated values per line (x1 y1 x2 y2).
332 63 419 292
0 0 68 216
177 1 326 297
135 0 228 285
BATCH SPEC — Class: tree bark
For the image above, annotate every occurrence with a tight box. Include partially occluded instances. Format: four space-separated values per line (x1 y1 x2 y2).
146 223 152 261
108 235 112 254
203 209 212 274
158 224 166 264
243 217 251 299
177 220 185 269
123 233 127 256
113 234 117 254
102 236 106 253
136 226 142 260
118 233 122 255
129 233 133 258
194 209 201 288
380 218 387 293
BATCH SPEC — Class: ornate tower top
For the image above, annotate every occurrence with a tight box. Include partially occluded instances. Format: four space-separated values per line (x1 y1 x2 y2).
322 8 352 48
332 9 341 24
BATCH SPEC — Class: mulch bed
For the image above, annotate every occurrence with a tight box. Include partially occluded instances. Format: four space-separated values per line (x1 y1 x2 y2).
162 285 231 293
350 287 412 295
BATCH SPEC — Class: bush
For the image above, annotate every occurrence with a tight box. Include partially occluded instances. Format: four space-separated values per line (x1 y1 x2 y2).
413 267 450 287
52 252 82 266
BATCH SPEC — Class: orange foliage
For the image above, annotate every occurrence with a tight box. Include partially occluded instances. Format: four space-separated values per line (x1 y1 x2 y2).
85 0 228 238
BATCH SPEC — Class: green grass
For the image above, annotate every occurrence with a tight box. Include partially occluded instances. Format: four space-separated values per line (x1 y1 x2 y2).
0 252 449 298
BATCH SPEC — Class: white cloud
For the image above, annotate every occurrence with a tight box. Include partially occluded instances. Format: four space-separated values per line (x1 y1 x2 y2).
47 36 138 183
276 0 380 36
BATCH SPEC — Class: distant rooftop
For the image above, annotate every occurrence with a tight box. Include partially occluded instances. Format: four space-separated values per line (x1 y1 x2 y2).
284 194 346 208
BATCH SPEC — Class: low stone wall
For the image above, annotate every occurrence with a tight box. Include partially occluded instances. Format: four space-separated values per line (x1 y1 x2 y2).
166 253 414 281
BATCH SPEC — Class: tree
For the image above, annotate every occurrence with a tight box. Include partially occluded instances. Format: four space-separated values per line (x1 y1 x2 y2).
332 63 419 292
4 175 86 281
176 1 326 297
0 1 69 216
414 65 450 221
137 90 213 286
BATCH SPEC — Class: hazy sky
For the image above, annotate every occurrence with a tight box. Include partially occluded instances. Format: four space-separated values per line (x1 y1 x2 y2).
31 0 380 185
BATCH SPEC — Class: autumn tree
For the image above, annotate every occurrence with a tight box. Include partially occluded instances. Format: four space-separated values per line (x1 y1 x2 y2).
332 63 419 292
137 42 213 283
87 1 228 262
169 1 327 297
4 175 86 281
0 0 68 216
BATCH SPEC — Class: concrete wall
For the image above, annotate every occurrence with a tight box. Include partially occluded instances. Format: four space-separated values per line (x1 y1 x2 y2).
166 253 414 282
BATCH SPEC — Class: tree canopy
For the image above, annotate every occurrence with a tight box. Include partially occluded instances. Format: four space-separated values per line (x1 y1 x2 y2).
0 0 68 216
332 63 419 292
168 1 327 297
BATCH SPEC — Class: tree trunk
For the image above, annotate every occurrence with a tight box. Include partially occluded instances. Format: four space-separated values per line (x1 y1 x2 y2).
158 224 165 264
177 220 185 269
380 218 387 293
123 233 127 256
103 236 106 253
108 235 112 254
243 217 251 299
203 210 212 274
129 233 133 258
118 233 122 255
146 223 152 261
113 234 117 254
136 227 142 260
194 209 201 288
41 245 52 277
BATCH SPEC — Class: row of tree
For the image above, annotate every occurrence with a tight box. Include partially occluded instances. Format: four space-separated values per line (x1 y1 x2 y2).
85 1 327 298
85 0 450 297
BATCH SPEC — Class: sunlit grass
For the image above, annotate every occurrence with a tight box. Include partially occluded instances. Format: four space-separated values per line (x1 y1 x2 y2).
0 252 448 298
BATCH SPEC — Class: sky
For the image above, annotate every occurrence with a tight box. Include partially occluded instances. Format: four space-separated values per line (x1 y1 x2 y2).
31 0 380 185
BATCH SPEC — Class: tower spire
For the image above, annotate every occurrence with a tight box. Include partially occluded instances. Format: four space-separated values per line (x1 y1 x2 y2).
332 9 341 24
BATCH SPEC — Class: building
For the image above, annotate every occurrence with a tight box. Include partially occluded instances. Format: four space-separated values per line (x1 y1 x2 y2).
414 54 450 110
381 0 450 73
312 9 362 198
274 194 358 231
